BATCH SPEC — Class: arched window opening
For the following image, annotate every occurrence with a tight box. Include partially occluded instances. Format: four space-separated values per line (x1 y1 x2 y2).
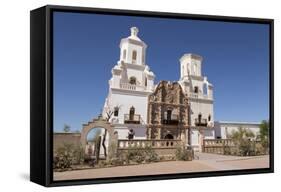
114 106 119 117
145 77 147 86
164 134 174 139
194 86 199 93
129 76 136 85
198 113 202 123
208 114 211 121
203 83 208 95
167 109 172 121
163 109 178 125
129 106 135 121
132 50 137 63
193 64 196 75
164 134 174 146
123 49 126 60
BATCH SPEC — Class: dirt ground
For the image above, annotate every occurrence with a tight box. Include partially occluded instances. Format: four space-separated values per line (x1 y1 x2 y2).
53 153 270 181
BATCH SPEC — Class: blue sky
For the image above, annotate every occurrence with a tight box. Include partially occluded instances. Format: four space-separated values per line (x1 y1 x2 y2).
53 11 269 132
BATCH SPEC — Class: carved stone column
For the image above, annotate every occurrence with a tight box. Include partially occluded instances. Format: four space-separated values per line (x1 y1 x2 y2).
158 104 162 125
158 127 161 139
147 103 152 124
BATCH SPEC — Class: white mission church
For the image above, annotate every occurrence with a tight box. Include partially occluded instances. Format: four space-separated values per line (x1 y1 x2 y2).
102 27 260 152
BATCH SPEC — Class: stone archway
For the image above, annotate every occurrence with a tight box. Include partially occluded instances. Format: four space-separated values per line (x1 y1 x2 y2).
80 115 114 160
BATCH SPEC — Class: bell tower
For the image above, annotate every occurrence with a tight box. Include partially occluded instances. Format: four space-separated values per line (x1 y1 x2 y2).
119 27 147 65
180 53 203 81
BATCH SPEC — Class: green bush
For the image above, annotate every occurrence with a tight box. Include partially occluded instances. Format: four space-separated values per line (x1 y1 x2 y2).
53 143 74 170
72 144 85 164
223 146 232 155
127 147 146 163
230 127 256 156
53 143 85 170
123 145 159 164
143 146 159 163
255 142 265 155
107 157 125 166
175 147 192 161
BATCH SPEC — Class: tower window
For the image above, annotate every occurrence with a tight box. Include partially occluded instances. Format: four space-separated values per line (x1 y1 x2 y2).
198 113 202 122
203 83 208 95
129 77 136 85
132 50 137 62
114 107 119 117
194 86 199 93
145 77 147 86
208 115 211 121
123 49 126 60
129 106 135 120
167 110 172 121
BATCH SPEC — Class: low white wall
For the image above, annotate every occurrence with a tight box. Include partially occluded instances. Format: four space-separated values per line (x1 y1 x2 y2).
214 121 260 139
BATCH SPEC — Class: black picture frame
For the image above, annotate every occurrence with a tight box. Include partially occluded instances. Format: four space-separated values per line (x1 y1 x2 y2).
30 5 274 187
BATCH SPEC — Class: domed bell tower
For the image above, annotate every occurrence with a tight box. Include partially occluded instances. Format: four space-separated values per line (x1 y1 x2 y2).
119 27 147 65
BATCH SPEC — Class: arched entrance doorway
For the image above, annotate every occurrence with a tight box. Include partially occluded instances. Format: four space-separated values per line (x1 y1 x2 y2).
80 115 114 161
85 127 107 160
164 133 174 140
164 133 174 147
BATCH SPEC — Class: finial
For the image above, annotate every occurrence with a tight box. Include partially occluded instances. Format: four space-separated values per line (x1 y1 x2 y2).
130 27 139 36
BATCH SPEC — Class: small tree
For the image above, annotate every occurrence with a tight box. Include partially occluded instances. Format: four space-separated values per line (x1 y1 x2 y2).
104 105 121 122
259 120 269 153
63 124 71 133
230 127 255 156
175 146 192 161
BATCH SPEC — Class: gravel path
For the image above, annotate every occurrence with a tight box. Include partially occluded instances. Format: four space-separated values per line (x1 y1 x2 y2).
54 154 269 181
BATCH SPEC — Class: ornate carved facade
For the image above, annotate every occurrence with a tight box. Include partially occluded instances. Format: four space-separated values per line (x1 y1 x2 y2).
147 81 190 144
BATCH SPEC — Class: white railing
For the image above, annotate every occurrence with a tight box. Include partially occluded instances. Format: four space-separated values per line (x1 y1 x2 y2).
120 83 146 91
118 139 182 149
120 83 136 90
188 92 212 100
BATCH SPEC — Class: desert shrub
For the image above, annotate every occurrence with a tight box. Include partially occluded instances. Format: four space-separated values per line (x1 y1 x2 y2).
107 157 125 166
238 139 253 156
107 145 159 166
53 143 74 170
98 160 108 167
53 143 84 170
160 155 175 161
259 120 269 154
255 142 265 155
125 146 145 163
223 146 232 155
175 147 192 161
230 127 256 156
72 144 85 164
143 146 159 163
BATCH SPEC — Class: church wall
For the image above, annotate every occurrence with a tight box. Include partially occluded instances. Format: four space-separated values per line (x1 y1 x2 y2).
126 68 145 85
189 128 215 151
190 100 214 127
203 129 215 139
113 124 147 140
53 133 81 150
109 91 149 124
191 129 199 146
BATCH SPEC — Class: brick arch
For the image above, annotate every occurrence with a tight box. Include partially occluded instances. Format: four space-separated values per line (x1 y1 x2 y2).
80 115 114 148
